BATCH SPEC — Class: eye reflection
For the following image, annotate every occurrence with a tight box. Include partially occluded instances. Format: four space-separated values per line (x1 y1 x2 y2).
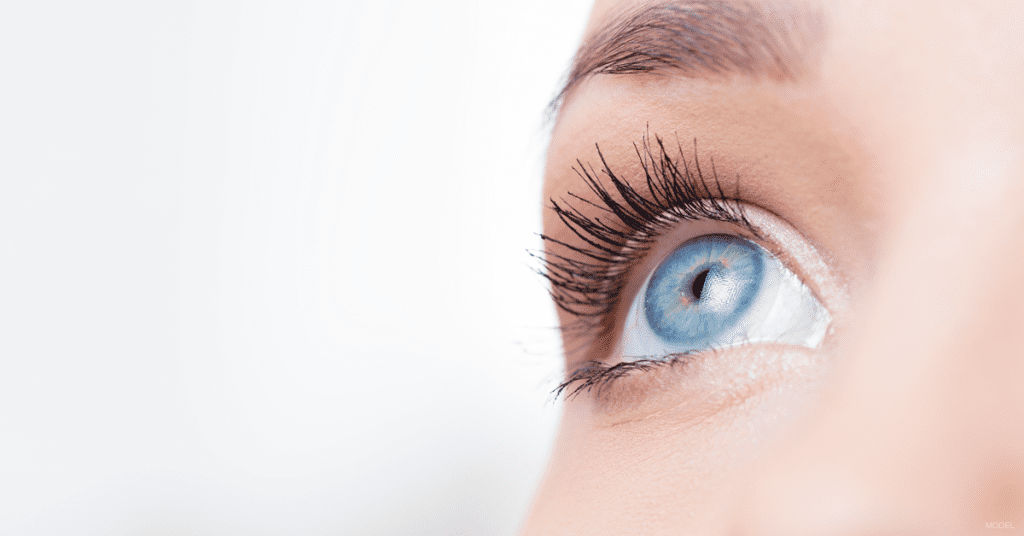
622 234 830 360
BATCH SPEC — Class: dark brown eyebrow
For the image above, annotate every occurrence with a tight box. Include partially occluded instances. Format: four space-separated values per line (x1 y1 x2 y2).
551 1 826 116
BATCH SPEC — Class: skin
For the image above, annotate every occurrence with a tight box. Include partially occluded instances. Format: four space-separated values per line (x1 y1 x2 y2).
524 1 1024 534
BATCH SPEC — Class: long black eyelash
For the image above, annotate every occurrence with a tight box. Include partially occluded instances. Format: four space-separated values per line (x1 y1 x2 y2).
538 133 755 333
536 133 758 398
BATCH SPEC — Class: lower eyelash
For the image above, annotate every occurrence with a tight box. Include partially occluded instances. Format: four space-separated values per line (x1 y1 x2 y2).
536 132 759 347
552 351 700 400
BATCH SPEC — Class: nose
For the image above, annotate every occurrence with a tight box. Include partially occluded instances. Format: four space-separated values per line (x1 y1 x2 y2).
732 151 1024 535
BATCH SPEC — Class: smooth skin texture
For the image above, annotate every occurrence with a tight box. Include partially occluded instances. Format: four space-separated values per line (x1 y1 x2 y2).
525 0 1024 534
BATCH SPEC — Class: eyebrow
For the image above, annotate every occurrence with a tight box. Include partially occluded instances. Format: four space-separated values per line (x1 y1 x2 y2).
551 1 825 115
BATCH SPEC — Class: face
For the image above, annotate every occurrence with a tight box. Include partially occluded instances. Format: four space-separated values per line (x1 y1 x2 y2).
524 1 1024 534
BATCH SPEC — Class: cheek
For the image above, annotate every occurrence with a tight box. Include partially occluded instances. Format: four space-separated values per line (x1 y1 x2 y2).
525 407 745 535
523 346 830 535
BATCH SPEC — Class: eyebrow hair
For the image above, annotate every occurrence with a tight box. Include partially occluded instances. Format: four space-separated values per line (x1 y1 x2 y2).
550 1 825 117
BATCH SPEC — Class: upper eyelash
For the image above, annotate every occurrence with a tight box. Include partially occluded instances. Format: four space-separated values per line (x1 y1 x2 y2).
536 132 758 345
537 133 763 398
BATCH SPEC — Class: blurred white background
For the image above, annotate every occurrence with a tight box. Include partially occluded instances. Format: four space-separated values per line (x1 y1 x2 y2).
0 1 592 534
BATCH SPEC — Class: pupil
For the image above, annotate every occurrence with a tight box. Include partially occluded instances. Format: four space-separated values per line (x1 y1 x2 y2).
691 269 710 300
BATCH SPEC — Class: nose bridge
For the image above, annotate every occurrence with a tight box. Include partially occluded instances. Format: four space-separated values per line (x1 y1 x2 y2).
738 146 1024 534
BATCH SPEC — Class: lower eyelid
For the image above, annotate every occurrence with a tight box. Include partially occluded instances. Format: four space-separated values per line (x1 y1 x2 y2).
565 343 825 418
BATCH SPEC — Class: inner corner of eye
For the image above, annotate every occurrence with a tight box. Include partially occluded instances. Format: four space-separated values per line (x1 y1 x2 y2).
617 234 831 361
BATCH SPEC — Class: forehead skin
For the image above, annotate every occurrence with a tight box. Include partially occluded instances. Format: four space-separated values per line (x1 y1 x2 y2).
528 1 1024 535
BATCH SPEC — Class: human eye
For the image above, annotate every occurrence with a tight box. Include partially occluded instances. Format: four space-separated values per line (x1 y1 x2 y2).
620 233 829 359
544 134 838 401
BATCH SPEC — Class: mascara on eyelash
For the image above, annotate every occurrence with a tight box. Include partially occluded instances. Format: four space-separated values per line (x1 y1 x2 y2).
535 133 757 342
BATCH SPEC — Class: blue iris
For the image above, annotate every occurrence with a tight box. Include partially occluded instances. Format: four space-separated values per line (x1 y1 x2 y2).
644 235 764 348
